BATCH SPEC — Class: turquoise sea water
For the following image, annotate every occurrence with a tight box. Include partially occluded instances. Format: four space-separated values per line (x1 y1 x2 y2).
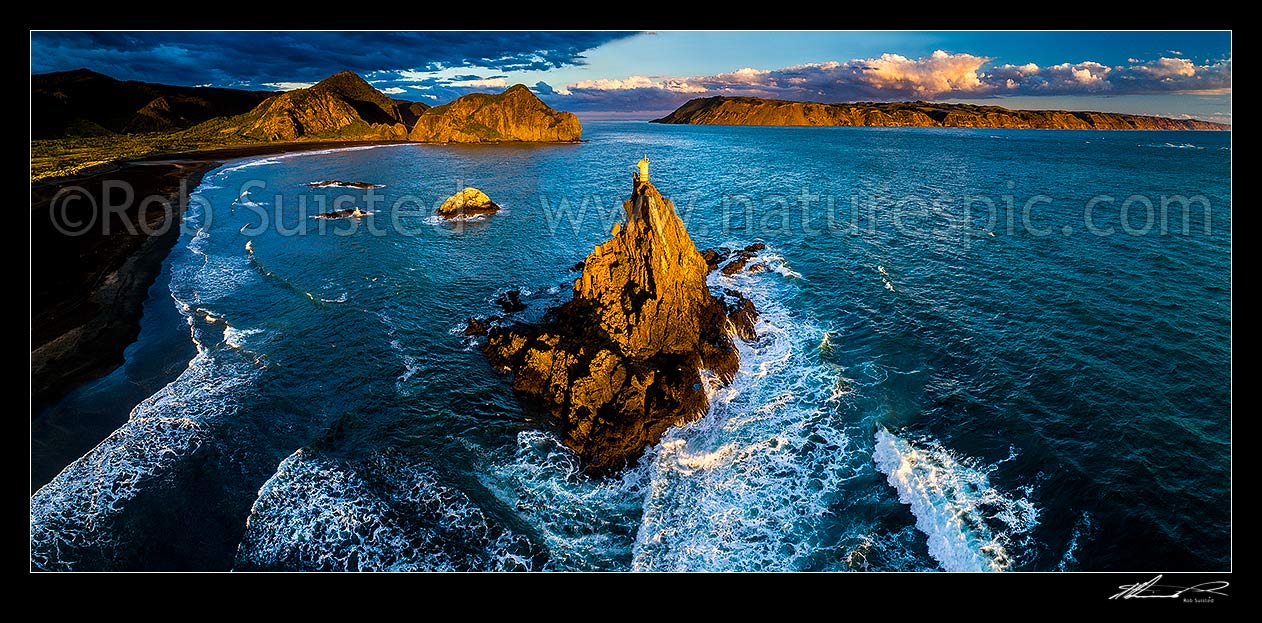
31 123 1231 571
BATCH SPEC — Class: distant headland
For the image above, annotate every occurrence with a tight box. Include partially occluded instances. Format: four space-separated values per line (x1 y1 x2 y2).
653 96 1230 130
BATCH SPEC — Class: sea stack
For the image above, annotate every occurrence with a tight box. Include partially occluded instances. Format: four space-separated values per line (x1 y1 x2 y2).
483 163 756 475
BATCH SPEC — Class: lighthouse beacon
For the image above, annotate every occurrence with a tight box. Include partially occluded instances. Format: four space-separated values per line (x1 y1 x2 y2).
636 156 649 184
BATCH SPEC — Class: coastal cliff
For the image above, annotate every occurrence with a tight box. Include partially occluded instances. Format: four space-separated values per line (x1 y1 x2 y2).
410 84 582 143
654 97 1231 130
483 172 752 474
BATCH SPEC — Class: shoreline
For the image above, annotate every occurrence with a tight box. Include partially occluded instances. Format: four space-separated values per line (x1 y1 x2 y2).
649 121 1230 131
30 139 411 415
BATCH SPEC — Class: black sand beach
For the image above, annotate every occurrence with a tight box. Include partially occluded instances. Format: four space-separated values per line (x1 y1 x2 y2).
30 140 410 414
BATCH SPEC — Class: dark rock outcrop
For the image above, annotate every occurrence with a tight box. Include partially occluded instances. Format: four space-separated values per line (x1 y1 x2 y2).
724 290 759 342
464 317 489 337
654 96 1231 130
436 187 500 219
495 290 527 313
305 180 384 189
717 243 766 275
483 173 755 475
314 207 369 219
700 248 726 272
410 84 582 143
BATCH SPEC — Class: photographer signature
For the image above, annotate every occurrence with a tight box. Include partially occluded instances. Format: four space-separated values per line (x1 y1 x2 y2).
1110 575 1230 600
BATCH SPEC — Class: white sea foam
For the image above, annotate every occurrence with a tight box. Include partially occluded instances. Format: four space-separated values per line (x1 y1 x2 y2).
482 430 650 571
841 524 940 571
720 241 803 280
30 348 259 570
223 325 264 349
1057 511 1095 571
213 144 410 178
758 253 803 279
30 178 269 569
231 188 262 209
275 143 408 159
872 427 1039 571
235 450 539 571
1139 142 1204 150
422 213 490 226
216 157 283 175
626 244 862 571
878 265 896 292
379 314 425 394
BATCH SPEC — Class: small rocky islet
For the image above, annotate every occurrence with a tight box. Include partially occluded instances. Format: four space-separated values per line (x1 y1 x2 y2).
435 187 500 219
304 180 384 189
313 207 369 219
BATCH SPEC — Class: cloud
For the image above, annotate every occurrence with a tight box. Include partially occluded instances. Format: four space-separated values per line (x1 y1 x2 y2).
553 51 1232 112
262 81 315 91
30 31 636 88
1130 56 1196 78
570 75 657 90
990 56 1230 95
568 75 706 93
450 77 508 88
380 87 407 95
531 81 568 96
371 71 525 102
857 50 988 95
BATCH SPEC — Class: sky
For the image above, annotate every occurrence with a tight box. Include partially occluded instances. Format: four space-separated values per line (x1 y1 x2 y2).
30 31 1232 122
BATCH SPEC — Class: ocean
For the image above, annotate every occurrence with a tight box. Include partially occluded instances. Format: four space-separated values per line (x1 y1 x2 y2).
30 123 1231 571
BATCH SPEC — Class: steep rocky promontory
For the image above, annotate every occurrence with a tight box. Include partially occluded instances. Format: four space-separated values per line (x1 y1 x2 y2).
654 96 1231 130
410 84 582 143
482 171 754 475
208 71 411 141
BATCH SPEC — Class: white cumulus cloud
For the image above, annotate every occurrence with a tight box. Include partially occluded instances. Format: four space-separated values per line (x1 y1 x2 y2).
450 77 508 88
262 81 315 91
858 50 988 95
555 51 1232 112
1130 57 1197 79
569 75 658 90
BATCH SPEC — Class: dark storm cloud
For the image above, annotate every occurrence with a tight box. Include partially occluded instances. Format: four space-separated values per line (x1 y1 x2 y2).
30 31 636 87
